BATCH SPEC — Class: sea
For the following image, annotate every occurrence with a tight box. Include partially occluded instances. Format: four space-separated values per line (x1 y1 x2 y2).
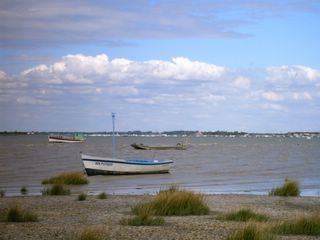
0 134 319 197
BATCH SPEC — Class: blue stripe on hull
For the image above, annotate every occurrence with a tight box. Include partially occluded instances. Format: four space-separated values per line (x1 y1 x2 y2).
84 168 170 176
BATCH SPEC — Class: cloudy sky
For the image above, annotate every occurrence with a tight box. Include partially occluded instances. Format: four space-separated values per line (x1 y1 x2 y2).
1 0 320 133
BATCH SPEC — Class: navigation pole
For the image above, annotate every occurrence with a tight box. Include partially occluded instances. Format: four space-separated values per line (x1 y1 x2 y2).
112 112 116 159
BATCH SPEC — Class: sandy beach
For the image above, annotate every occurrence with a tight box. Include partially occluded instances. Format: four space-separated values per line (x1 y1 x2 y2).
0 194 319 240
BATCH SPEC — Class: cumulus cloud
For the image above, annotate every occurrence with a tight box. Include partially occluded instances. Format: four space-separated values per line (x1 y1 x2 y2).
1 53 320 131
266 65 320 85
231 76 251 89
261 91 284 101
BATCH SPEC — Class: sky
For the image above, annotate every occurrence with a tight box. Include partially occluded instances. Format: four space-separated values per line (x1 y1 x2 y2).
0 0 320 133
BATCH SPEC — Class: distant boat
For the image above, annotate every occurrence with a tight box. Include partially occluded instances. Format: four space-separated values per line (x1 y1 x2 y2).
131 142 190 150
81 113 173 175
48 133 85 143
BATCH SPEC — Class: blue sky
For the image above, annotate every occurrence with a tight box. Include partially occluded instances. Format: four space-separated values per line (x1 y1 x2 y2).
1 0 320 133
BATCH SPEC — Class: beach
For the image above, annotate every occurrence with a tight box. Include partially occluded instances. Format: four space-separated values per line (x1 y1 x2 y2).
1 194 319 240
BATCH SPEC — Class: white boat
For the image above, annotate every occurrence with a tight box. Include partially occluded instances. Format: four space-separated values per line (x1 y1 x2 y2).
81 153 173 175
48 133 85 143
81 113 174 175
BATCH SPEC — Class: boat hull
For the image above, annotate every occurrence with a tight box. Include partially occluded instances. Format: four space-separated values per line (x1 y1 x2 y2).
48 134 85 143
81 154 173 175
48 137 84 143
131 143 190 150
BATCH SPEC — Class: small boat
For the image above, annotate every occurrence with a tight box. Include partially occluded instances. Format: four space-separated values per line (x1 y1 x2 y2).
81 113 173 175
131 142 190 150
48 133 85 143
81 153 173 175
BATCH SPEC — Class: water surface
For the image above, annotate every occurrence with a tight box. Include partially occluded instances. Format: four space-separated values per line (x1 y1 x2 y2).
0 135 319 196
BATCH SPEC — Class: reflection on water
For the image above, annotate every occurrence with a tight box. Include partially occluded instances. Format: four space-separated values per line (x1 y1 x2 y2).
0 135 319 196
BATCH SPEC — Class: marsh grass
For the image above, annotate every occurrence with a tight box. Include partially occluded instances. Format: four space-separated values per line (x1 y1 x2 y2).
120 205 165 226
227 223 275 240
42 171 89 185
97 192 108 199
42 183 71 195
20 186 28 195
78 193 87 201
5 203 38 222
223 208 269 222
73 226 107 240
272 214 320 236
133 185 209 216
0 189 5 198
269 178 300 197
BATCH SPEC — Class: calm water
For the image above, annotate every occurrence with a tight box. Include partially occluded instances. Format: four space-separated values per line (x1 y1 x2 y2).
0 135 319 196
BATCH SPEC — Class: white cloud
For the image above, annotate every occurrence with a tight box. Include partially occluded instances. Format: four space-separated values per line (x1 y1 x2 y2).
291 92 312 100
266 65 320 86
261 91 284 101
261 103 286 112
16 96 47 105
231 76 250 89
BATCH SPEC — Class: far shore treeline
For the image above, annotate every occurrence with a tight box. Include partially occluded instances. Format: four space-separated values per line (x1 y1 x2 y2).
0 130 319 138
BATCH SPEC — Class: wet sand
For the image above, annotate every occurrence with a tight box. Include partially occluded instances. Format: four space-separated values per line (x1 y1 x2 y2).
0 194 319 240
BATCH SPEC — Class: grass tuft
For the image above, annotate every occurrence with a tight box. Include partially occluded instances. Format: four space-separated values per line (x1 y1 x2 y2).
97 192 108 200
227 223 275 240
224 208 269 222
5 203 38 222
0 189 5 198
269 178 300 197
120 205 165 226
41 183 71 195
78 193 87 201
74 225 107 240
133 185 209 216
42 171 89 185
272 214 320 236
20 186 28 195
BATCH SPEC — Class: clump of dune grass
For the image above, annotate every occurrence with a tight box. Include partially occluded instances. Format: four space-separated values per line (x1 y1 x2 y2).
223 208 269 222
272 214 320 236
73 225 107 240
78 193 87 201
20 186 28 195
133 185 209 216
41 183 70 195
42 171 89 185
120 205 165 226
5 203 38 222
227 223 275 240
269 178 300 197
0 189 5 198
97 192 108 200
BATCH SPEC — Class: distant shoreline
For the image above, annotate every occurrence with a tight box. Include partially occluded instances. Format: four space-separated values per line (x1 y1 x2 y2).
1 130 320 138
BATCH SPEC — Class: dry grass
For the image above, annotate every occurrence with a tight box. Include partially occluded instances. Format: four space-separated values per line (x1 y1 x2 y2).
42 171 89 185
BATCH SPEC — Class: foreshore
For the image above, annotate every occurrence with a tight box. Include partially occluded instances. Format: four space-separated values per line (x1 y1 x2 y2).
1 194 319 240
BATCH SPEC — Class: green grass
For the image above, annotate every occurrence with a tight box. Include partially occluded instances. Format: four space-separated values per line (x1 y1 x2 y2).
120 204 165 226
41 183 71 195
5 203 38 222
97 192 108 199
73 226 107 240
132 185 209 216
78 193 87 201
42 171 89 185
227 223 275 240
269 178 300 197
0 189 5 198
20 186 28 195
272 214 320 236
223 208 269 222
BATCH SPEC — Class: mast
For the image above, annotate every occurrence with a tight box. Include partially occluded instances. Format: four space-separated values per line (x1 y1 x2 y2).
112 112 116 159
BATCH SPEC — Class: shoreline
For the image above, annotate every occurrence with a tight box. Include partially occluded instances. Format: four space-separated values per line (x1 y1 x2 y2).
1 194 319 240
